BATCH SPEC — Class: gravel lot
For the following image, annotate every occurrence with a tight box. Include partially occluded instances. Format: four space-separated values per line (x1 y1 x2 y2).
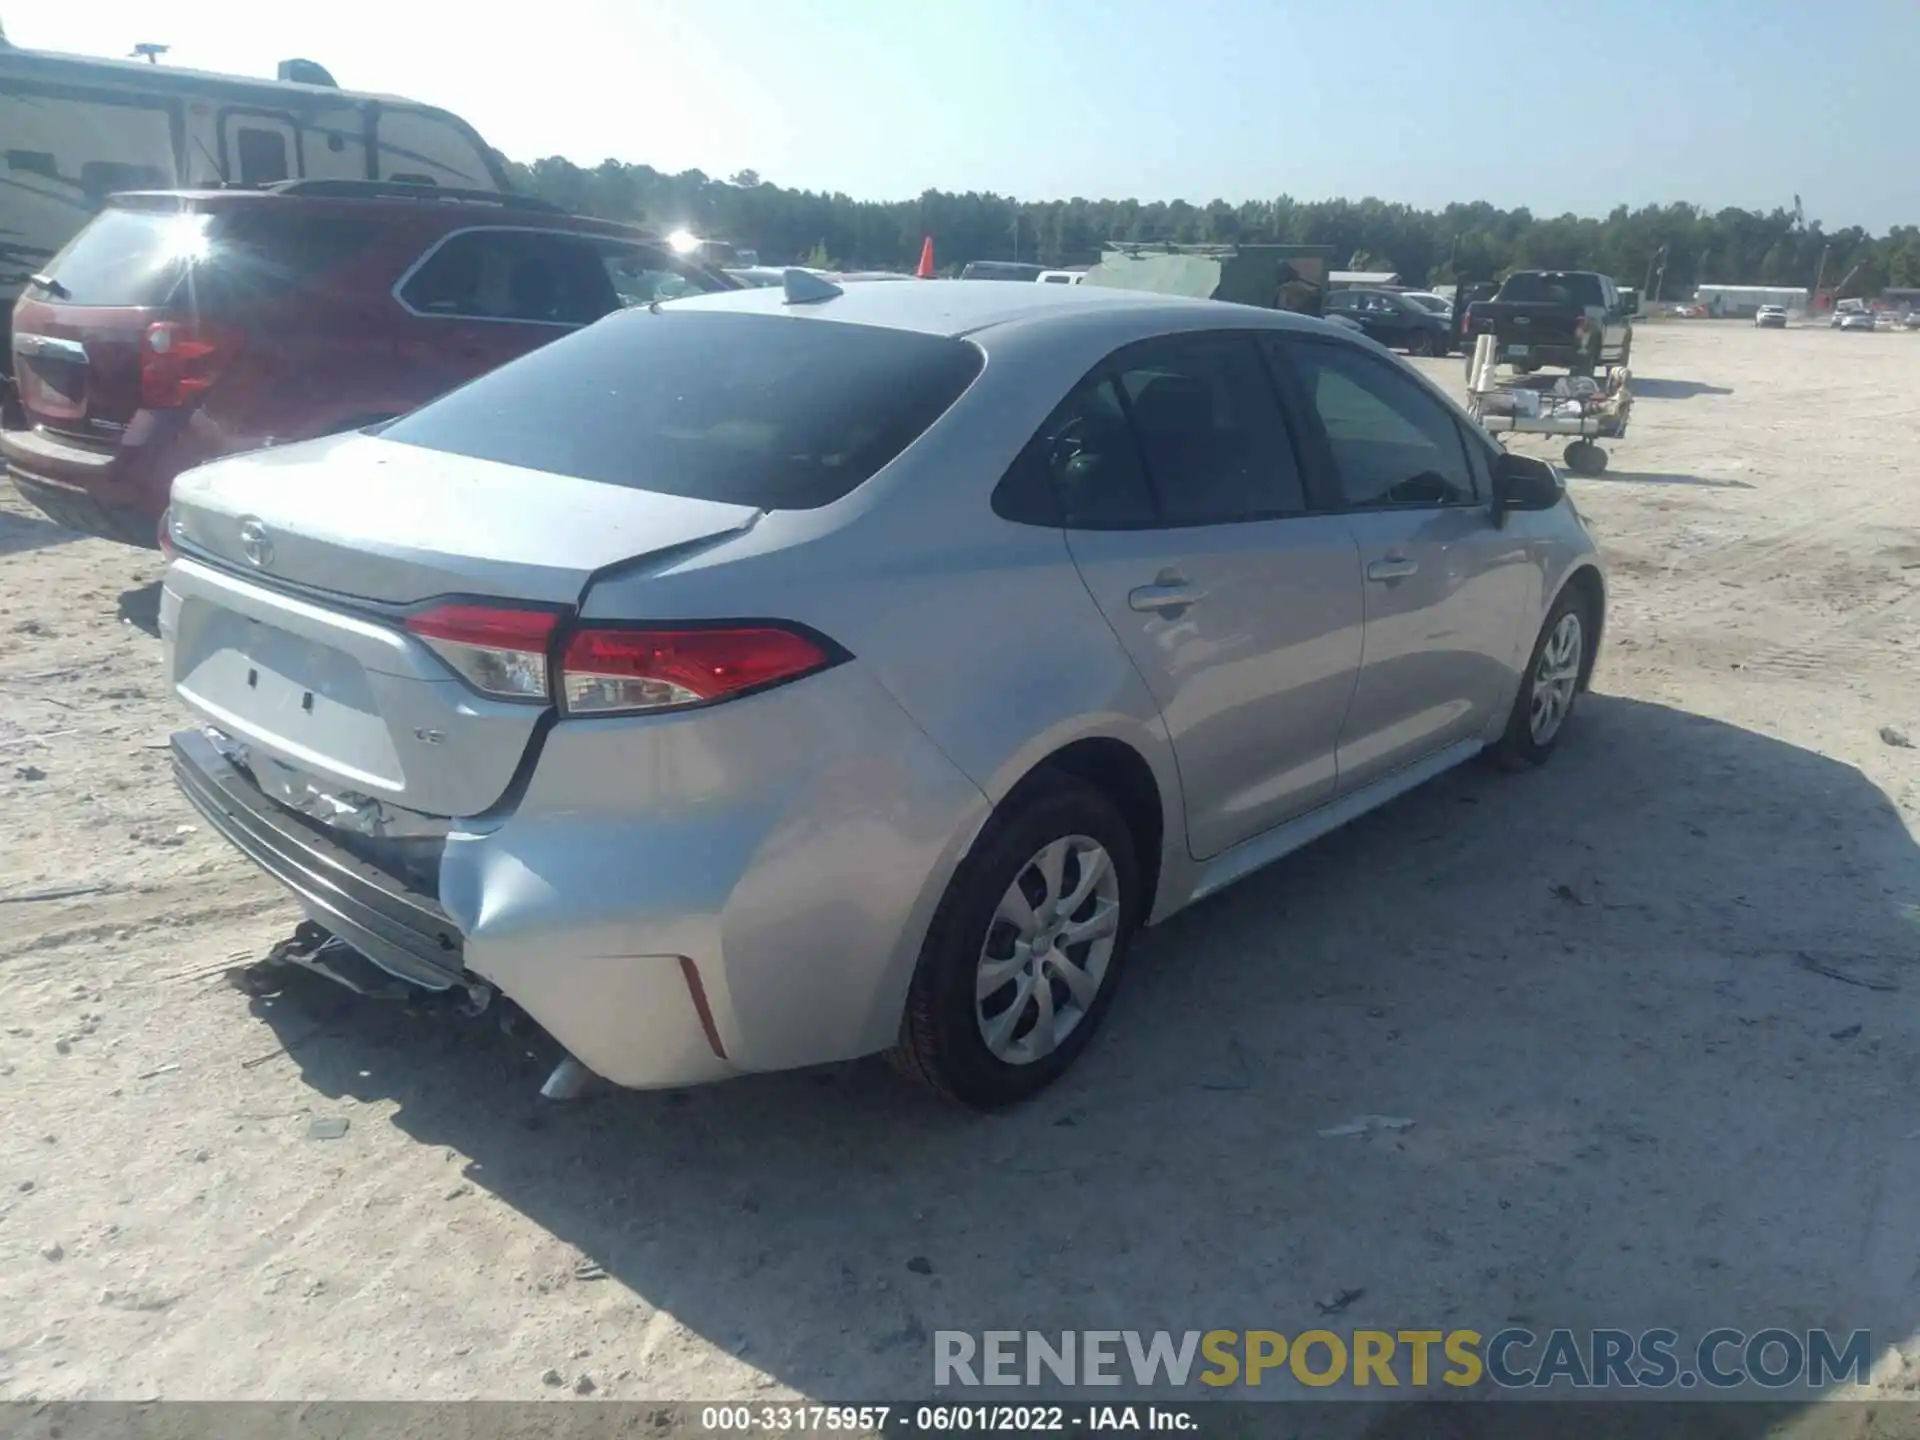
2 321 1918 1425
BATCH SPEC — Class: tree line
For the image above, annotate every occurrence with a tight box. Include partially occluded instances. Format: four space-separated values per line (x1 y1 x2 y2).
504 156 1920 298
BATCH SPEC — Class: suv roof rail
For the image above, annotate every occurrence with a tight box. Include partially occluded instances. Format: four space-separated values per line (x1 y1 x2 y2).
261 179 565 213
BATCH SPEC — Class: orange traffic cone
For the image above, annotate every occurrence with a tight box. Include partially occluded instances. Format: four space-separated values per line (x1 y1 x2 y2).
916 236 935 279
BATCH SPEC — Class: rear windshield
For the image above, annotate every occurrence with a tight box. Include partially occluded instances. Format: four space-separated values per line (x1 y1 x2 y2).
962 262 1045 281
379 309 986 509
32 208 210 307
1496 272 1604 306
35 204 381 311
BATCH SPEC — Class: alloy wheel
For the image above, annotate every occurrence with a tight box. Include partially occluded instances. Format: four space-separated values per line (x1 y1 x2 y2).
1529 611 1584 745
975 835 1122 1066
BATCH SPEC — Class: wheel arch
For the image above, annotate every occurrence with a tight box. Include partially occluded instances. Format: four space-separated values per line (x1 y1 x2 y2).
1009 736 1168 923
1555 562 1607 690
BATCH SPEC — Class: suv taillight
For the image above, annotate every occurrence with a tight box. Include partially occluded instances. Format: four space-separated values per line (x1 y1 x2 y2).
560 625 835 715
403 604 838 714
141 320 243 408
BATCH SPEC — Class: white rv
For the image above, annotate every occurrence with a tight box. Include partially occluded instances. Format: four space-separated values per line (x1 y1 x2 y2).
0 39 507 349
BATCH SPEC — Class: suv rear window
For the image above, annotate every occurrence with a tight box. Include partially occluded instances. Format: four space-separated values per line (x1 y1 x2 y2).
379 309 985 509
35 204 381 311
32 207 209 306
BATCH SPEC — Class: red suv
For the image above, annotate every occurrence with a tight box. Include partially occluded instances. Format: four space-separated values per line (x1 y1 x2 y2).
4 180 735 548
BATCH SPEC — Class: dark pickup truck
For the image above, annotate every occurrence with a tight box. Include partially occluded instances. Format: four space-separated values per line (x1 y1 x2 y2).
1462 270 1633 375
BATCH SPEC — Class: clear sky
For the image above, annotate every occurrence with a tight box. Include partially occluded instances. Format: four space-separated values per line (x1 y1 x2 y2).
8 0 1914 232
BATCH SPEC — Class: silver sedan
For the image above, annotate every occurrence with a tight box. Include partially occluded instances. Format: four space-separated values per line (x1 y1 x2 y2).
161 276 1605 1108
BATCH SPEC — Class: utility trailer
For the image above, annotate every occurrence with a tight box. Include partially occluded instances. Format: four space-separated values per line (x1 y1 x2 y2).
1464 334 1631 476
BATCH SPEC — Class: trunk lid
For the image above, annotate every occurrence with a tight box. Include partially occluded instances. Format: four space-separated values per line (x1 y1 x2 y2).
169 431 762 605
165 434 762 818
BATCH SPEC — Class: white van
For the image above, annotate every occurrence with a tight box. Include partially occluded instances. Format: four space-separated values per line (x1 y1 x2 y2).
0 40 507 346
1036 270 1084 285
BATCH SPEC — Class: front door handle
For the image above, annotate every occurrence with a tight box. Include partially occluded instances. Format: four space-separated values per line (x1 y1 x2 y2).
1366 556 1419 582
1128 583 1205 614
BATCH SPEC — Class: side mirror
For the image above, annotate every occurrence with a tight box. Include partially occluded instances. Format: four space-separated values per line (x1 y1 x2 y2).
1491 452 1563 516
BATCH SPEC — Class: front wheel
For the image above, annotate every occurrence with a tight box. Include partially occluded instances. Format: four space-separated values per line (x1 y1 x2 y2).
891 778 1141 1108
1491 591 1591 769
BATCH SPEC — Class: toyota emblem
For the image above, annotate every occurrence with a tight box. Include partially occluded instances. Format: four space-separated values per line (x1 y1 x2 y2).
238 518 274 569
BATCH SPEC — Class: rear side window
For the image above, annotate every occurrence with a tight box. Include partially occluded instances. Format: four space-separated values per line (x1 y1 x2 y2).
33 205 379 312
996 376 1156 530
379 309 985 509
33 208 209 306
1112 333 1307 523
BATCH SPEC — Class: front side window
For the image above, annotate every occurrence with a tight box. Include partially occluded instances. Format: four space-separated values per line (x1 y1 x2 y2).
1112 332 1307 524
1282 339 1476 508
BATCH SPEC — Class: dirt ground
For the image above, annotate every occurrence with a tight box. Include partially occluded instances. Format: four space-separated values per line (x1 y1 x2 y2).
3 321 1919 1424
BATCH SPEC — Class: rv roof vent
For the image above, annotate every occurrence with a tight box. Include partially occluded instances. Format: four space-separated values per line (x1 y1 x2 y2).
278 58 338 86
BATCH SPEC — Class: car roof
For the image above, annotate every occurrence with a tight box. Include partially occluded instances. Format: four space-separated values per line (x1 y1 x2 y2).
104 187 657 241
665 277 1336 340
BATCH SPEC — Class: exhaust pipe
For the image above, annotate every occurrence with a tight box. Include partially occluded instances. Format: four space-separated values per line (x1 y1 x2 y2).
539 1054 596 1101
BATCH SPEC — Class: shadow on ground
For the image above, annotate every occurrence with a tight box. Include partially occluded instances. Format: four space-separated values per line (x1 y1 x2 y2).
1633 379 1736 400
244 696 1920 1420
115 581 162 637
0 508 79 558
1580 471 1755 490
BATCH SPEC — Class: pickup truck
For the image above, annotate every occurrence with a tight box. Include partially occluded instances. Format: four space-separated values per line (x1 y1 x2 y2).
1462 270 1633 376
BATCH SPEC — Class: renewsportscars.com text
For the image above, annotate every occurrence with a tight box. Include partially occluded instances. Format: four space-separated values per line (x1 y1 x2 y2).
934 1328 1872 1391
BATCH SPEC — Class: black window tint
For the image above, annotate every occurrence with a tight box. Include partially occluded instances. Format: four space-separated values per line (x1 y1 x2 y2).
379 309 984 510
1287 340 1476 508
1114 333 1306 524
1013 376 1155 530
234 128 290 186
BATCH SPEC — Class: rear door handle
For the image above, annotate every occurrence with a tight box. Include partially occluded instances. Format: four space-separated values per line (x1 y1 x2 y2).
1366 557 1419 582
1128 583 1205 614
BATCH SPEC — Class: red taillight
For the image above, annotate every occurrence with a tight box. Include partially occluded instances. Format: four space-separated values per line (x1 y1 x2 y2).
141 321 242 409
559 625 835 716
157 508 177 560
404 603 560 702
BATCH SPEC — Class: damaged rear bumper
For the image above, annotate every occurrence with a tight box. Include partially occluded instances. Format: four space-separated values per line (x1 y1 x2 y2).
170 730 466 992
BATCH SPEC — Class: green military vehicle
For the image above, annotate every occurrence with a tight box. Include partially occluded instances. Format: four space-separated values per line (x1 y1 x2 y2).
1080 243 1336 317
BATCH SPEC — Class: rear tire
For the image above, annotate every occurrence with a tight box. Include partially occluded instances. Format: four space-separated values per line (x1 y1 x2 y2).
890 777 1141 1108
1406 331 1436 357
1490 588 1591 770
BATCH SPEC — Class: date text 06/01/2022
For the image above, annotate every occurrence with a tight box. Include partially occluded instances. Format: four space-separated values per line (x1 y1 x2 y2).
698 1404 1198 1433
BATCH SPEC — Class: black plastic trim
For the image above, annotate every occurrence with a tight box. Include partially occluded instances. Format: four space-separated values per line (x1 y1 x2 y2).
171 730 464 989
